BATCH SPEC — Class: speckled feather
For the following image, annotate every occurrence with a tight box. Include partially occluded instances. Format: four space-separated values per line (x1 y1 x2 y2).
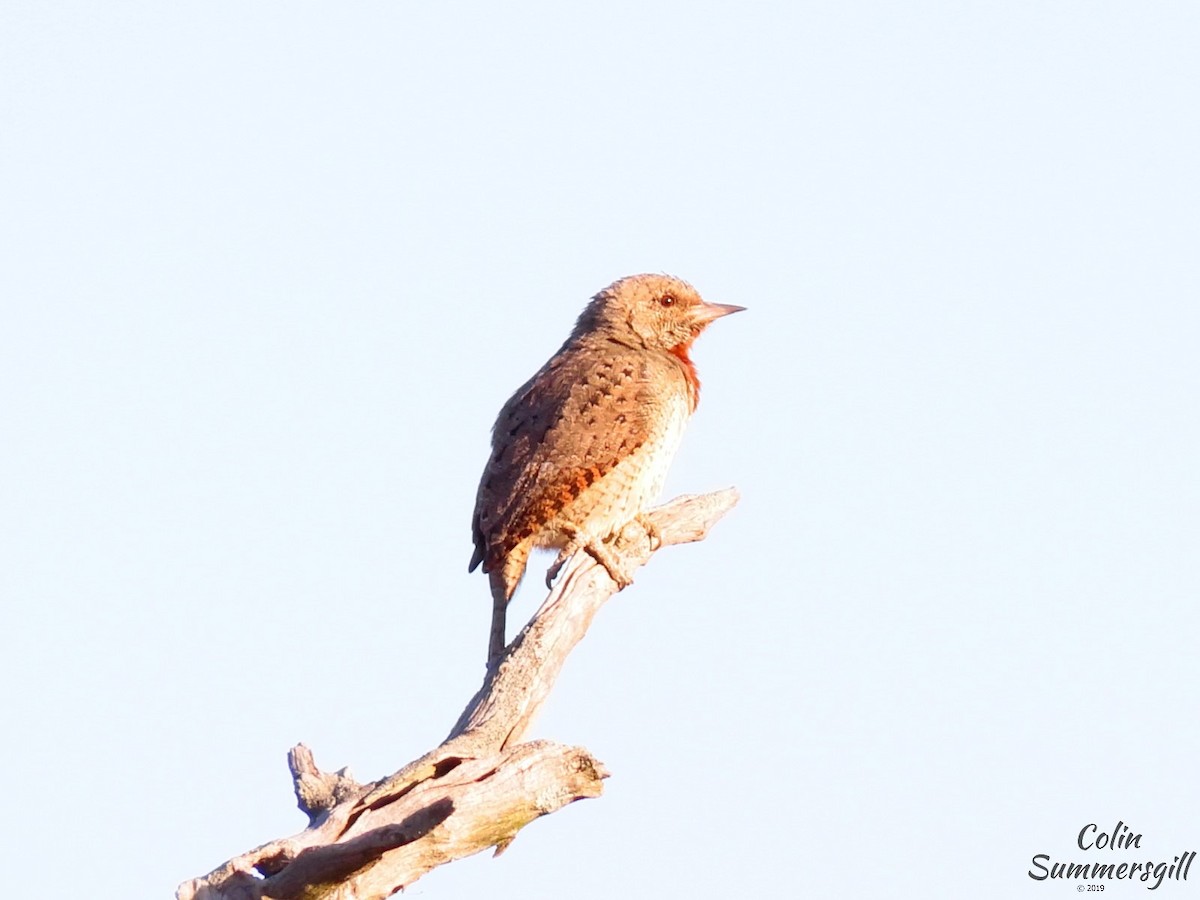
471 343 689 573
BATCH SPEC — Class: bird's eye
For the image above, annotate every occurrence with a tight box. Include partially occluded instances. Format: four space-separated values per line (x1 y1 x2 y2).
658 295 675 307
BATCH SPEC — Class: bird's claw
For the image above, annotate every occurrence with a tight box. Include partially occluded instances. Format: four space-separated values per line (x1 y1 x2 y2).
636 514 663 551
546 547 573 589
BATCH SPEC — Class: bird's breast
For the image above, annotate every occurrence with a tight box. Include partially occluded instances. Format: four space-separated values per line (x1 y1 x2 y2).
543 384 691 543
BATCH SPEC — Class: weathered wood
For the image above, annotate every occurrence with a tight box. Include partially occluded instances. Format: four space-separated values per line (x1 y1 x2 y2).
178 488 738 900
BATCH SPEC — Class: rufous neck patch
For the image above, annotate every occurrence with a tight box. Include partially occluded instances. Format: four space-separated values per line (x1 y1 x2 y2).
668 343 700 411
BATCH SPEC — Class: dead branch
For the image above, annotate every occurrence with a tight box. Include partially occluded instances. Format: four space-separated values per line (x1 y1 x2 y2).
178 488 739 900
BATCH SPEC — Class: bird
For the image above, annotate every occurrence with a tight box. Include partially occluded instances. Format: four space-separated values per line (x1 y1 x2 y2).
469 273 743 668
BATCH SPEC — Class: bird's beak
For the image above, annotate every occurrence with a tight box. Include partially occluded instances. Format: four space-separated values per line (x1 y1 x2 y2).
692 301 747 325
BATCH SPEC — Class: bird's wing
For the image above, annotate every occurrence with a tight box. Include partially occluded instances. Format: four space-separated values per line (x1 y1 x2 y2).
470 346 659 572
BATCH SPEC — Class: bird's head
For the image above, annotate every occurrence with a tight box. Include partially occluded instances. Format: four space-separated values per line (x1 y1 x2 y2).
574 273 744 352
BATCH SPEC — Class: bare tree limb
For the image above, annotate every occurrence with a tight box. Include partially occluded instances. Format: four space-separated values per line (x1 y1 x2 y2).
178 488 738 900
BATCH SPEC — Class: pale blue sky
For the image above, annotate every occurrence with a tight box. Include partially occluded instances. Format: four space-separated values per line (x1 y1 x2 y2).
2 2 1198 898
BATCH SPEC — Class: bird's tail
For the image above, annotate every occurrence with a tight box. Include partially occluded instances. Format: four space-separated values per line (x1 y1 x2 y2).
488 567 511 669
486 544 532 668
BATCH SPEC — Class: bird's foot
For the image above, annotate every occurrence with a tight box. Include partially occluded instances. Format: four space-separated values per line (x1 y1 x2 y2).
545 538 637 590
635 513 663 551
583 539 636 589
